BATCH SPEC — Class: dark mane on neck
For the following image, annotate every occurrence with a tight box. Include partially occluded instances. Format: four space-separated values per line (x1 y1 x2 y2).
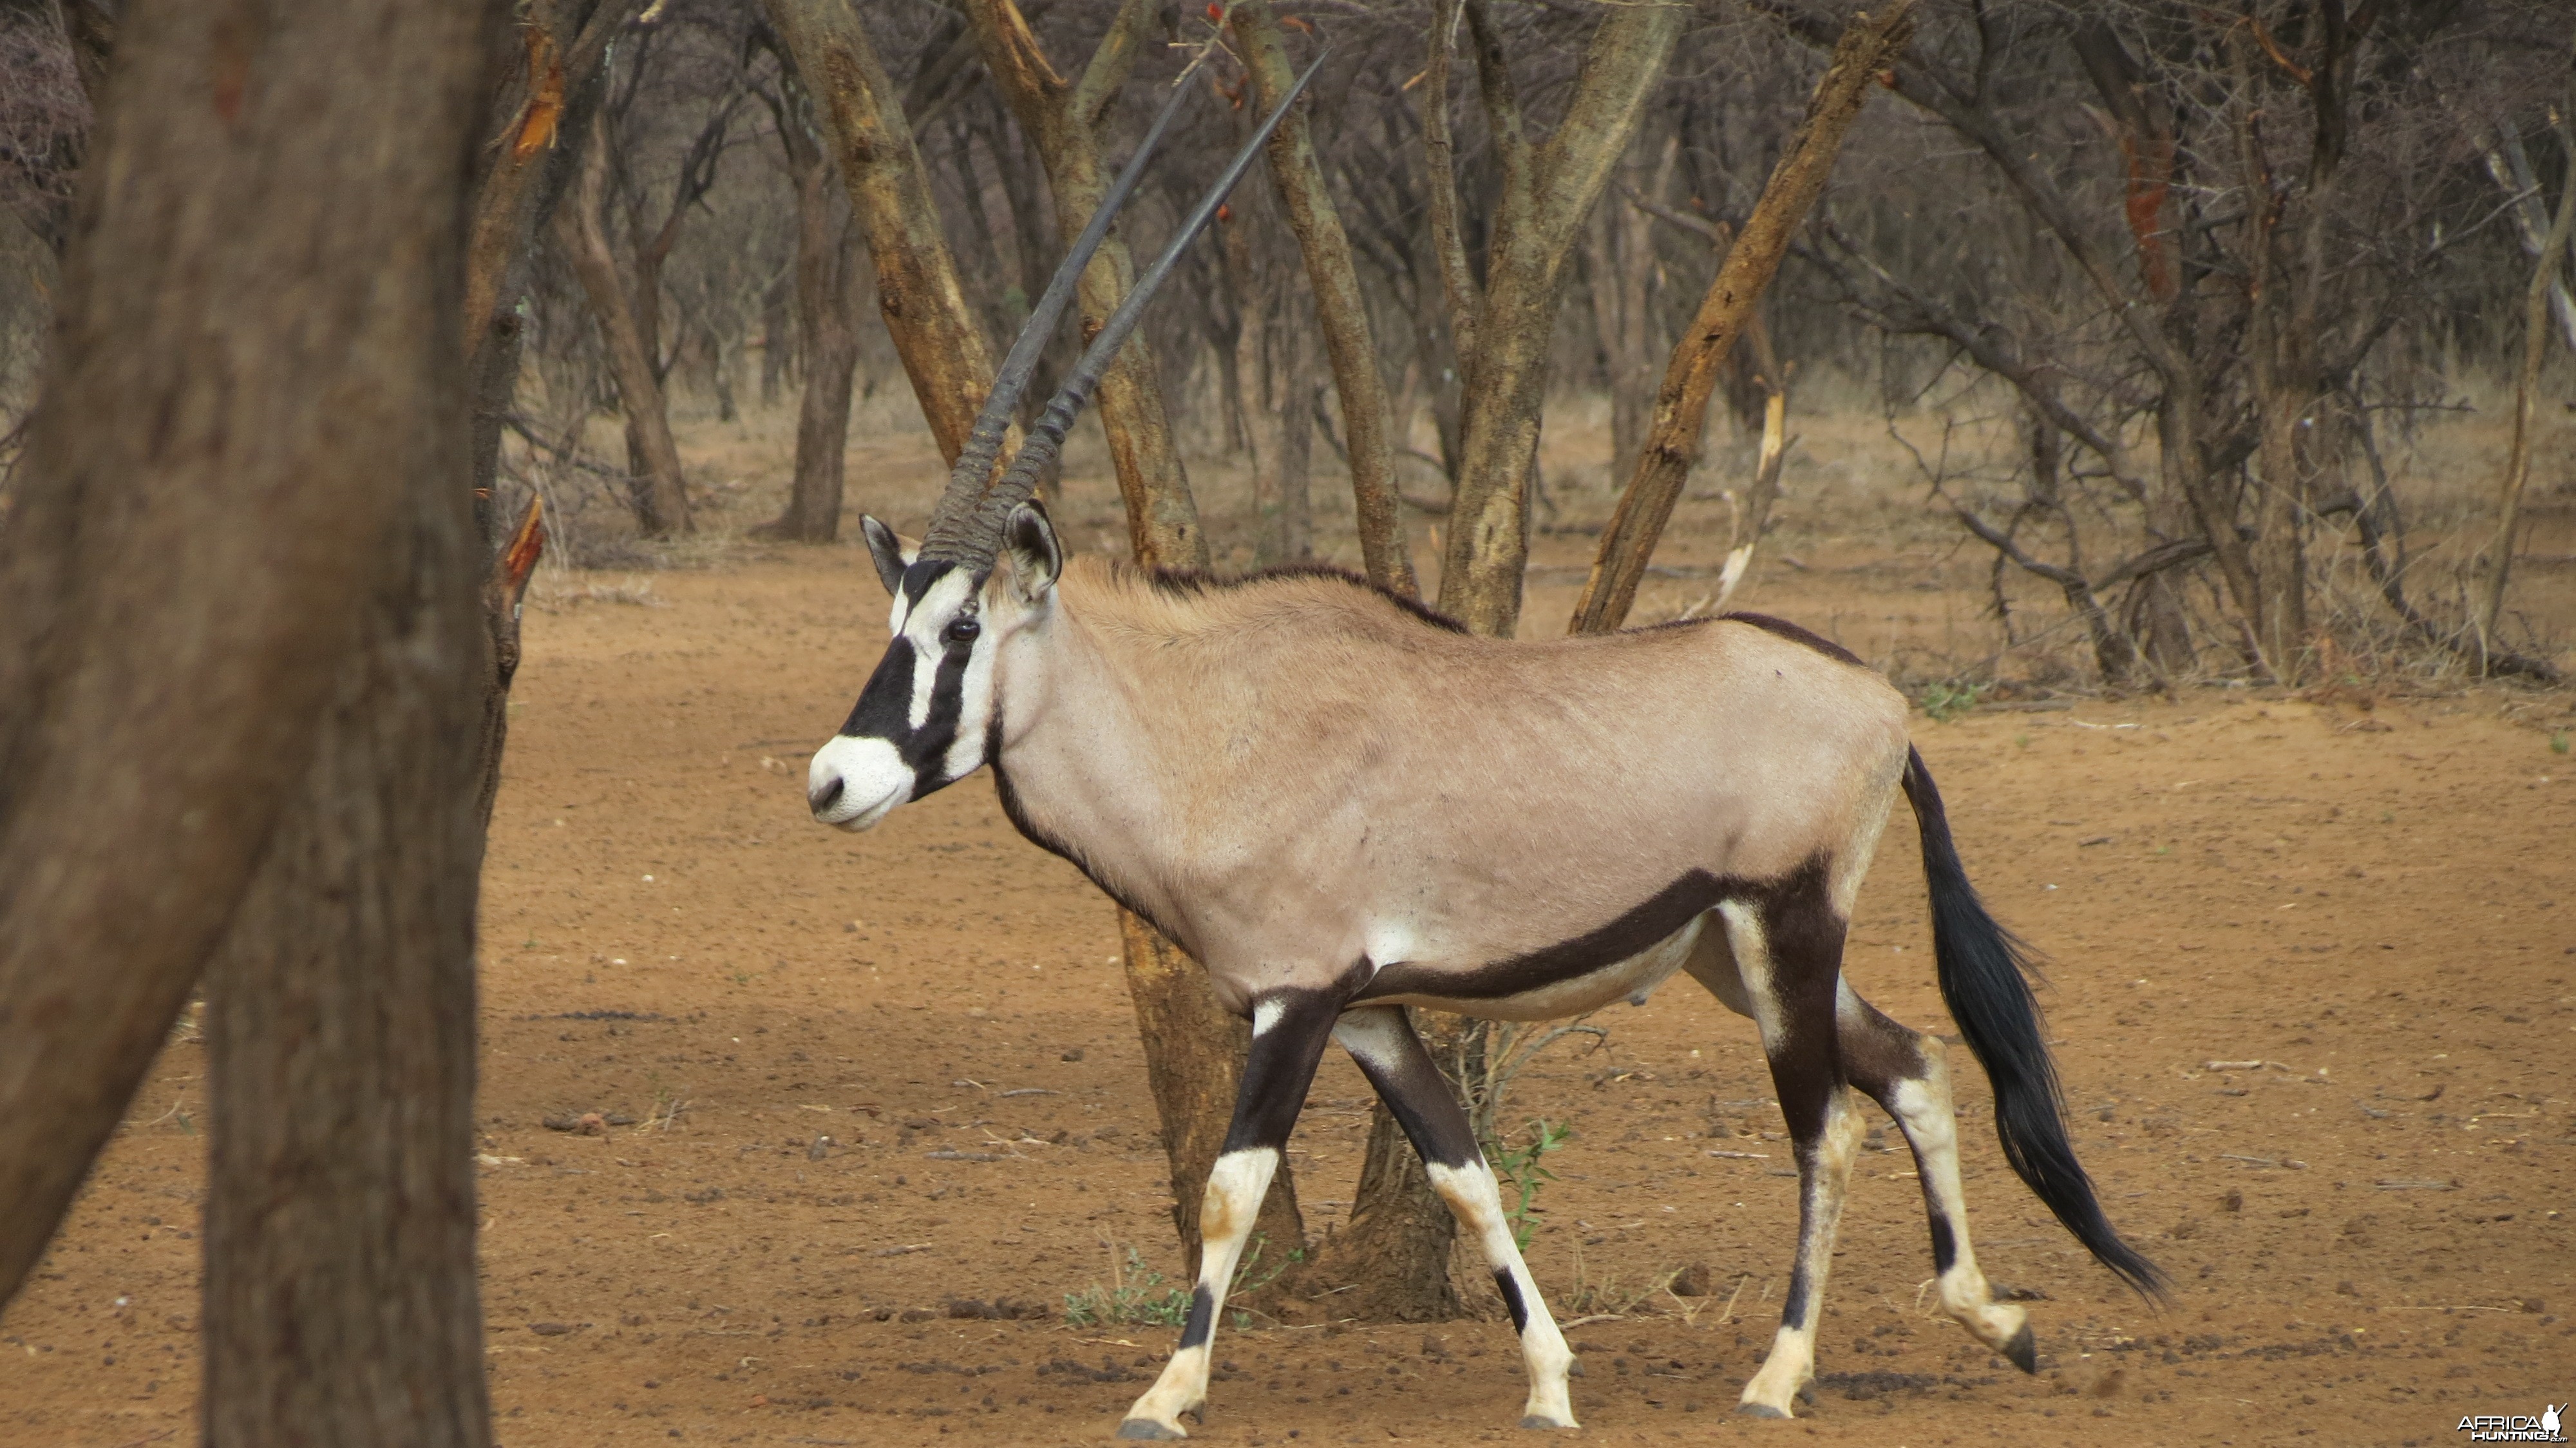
1139 562 1471 634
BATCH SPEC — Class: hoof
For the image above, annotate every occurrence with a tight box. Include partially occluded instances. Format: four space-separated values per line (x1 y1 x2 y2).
1735 1402 1792 1420
2003 1322 2038 1375
1117 1420 1187 1440
1519 1415 1577 1431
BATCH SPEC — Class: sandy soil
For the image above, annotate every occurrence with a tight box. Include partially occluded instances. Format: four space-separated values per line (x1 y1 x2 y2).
4 459 2574 1447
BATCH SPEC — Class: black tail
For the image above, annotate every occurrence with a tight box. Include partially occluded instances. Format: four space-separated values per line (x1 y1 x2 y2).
1901 747 2167 1300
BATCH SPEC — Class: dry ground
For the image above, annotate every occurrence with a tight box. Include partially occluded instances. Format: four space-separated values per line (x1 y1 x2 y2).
3 403 2573 1448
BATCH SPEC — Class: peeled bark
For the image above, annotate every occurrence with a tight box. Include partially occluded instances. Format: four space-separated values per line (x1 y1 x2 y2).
0 0 495 1349
1568 3 1908 636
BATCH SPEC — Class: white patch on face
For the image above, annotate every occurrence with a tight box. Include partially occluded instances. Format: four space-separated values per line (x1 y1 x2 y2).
900 571 978 731
940 610 997 782
807 735 911 832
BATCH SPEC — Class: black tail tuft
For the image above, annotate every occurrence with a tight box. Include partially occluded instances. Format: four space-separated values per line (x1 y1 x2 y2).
1902 748 2168 1302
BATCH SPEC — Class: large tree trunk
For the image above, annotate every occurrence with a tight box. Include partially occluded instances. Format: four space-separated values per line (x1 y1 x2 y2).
554 120 693 537
1568 3 1908 635
202 371 497 1448
1432 0 1680 638
0 0 497 1353
762 0 999 467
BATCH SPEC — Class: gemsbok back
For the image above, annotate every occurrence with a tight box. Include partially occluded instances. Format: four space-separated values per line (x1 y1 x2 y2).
804 56 2163 1439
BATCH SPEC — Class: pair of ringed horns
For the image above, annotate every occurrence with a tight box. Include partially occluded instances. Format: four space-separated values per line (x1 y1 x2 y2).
916 43 1331 568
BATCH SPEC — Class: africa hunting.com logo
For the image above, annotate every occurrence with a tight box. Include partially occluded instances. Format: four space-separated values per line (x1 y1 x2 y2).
2458 1405 2566 1443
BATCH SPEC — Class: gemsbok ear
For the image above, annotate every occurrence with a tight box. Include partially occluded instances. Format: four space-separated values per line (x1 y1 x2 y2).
1003 502 1061 602
860 515 916 596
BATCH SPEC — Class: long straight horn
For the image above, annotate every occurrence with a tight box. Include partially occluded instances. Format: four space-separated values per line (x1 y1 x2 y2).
945 48 1332 560
916 59 1205 558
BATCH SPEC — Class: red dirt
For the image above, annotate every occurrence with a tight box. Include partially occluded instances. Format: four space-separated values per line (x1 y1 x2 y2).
4 537 2572 1448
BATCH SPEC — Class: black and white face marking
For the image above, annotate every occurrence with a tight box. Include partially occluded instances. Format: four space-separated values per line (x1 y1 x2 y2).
808 535 998 830
807 508 1060 832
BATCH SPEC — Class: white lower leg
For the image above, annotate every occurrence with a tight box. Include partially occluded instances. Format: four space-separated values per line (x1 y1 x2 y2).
1739 1091 1864 1417
1426 1159 1578 1429
1119 1148 1278 1439
1889 1062 2031 1363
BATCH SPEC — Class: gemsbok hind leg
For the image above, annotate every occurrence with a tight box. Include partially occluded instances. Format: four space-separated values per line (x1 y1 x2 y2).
1117 991 1340 1440
1835 989 2036 1371
1716 879 1867 1419
1333 1005 1578 1430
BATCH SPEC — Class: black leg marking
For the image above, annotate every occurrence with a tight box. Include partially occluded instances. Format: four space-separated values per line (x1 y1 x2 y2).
1336 1007 1480 1169
1177 1284 1216 1351
1493 1270 1530 1334
1927 1212 1958 1274
1779 1262 1812 1331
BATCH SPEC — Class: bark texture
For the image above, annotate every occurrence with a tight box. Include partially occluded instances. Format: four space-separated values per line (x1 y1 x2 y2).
202 372 496 1448
0 0 497 1335
1569 2 1909 635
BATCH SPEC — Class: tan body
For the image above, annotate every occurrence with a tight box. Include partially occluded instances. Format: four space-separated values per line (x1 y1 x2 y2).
991 558 1910 1016
812 535 2156 1436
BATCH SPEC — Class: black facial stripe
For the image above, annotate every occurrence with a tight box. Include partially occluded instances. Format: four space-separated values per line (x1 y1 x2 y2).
900 641 973 797
839 637 918 738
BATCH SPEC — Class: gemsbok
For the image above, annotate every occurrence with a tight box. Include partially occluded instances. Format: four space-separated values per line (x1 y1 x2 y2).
804 54 2162 1439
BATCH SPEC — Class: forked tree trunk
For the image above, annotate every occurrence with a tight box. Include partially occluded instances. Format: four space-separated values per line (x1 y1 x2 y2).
554 120 693 537
1569 3 1911 636
1431 0 1681 638
0 5 497 1408
2479 108 2576 649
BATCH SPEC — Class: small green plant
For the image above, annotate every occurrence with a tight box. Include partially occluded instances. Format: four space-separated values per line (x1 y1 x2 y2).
1064 1248 1192 1328
1492 1119 1575 1252
2552 730 2570 756
2014 732 2031 749
1918 681 1984 723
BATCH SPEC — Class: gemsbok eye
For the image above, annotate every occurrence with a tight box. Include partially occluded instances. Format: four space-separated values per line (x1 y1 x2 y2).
943 618 980 646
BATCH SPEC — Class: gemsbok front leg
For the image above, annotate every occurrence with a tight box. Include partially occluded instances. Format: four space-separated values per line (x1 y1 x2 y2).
1332 1005 1578 1430
1117 990 1341 1440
